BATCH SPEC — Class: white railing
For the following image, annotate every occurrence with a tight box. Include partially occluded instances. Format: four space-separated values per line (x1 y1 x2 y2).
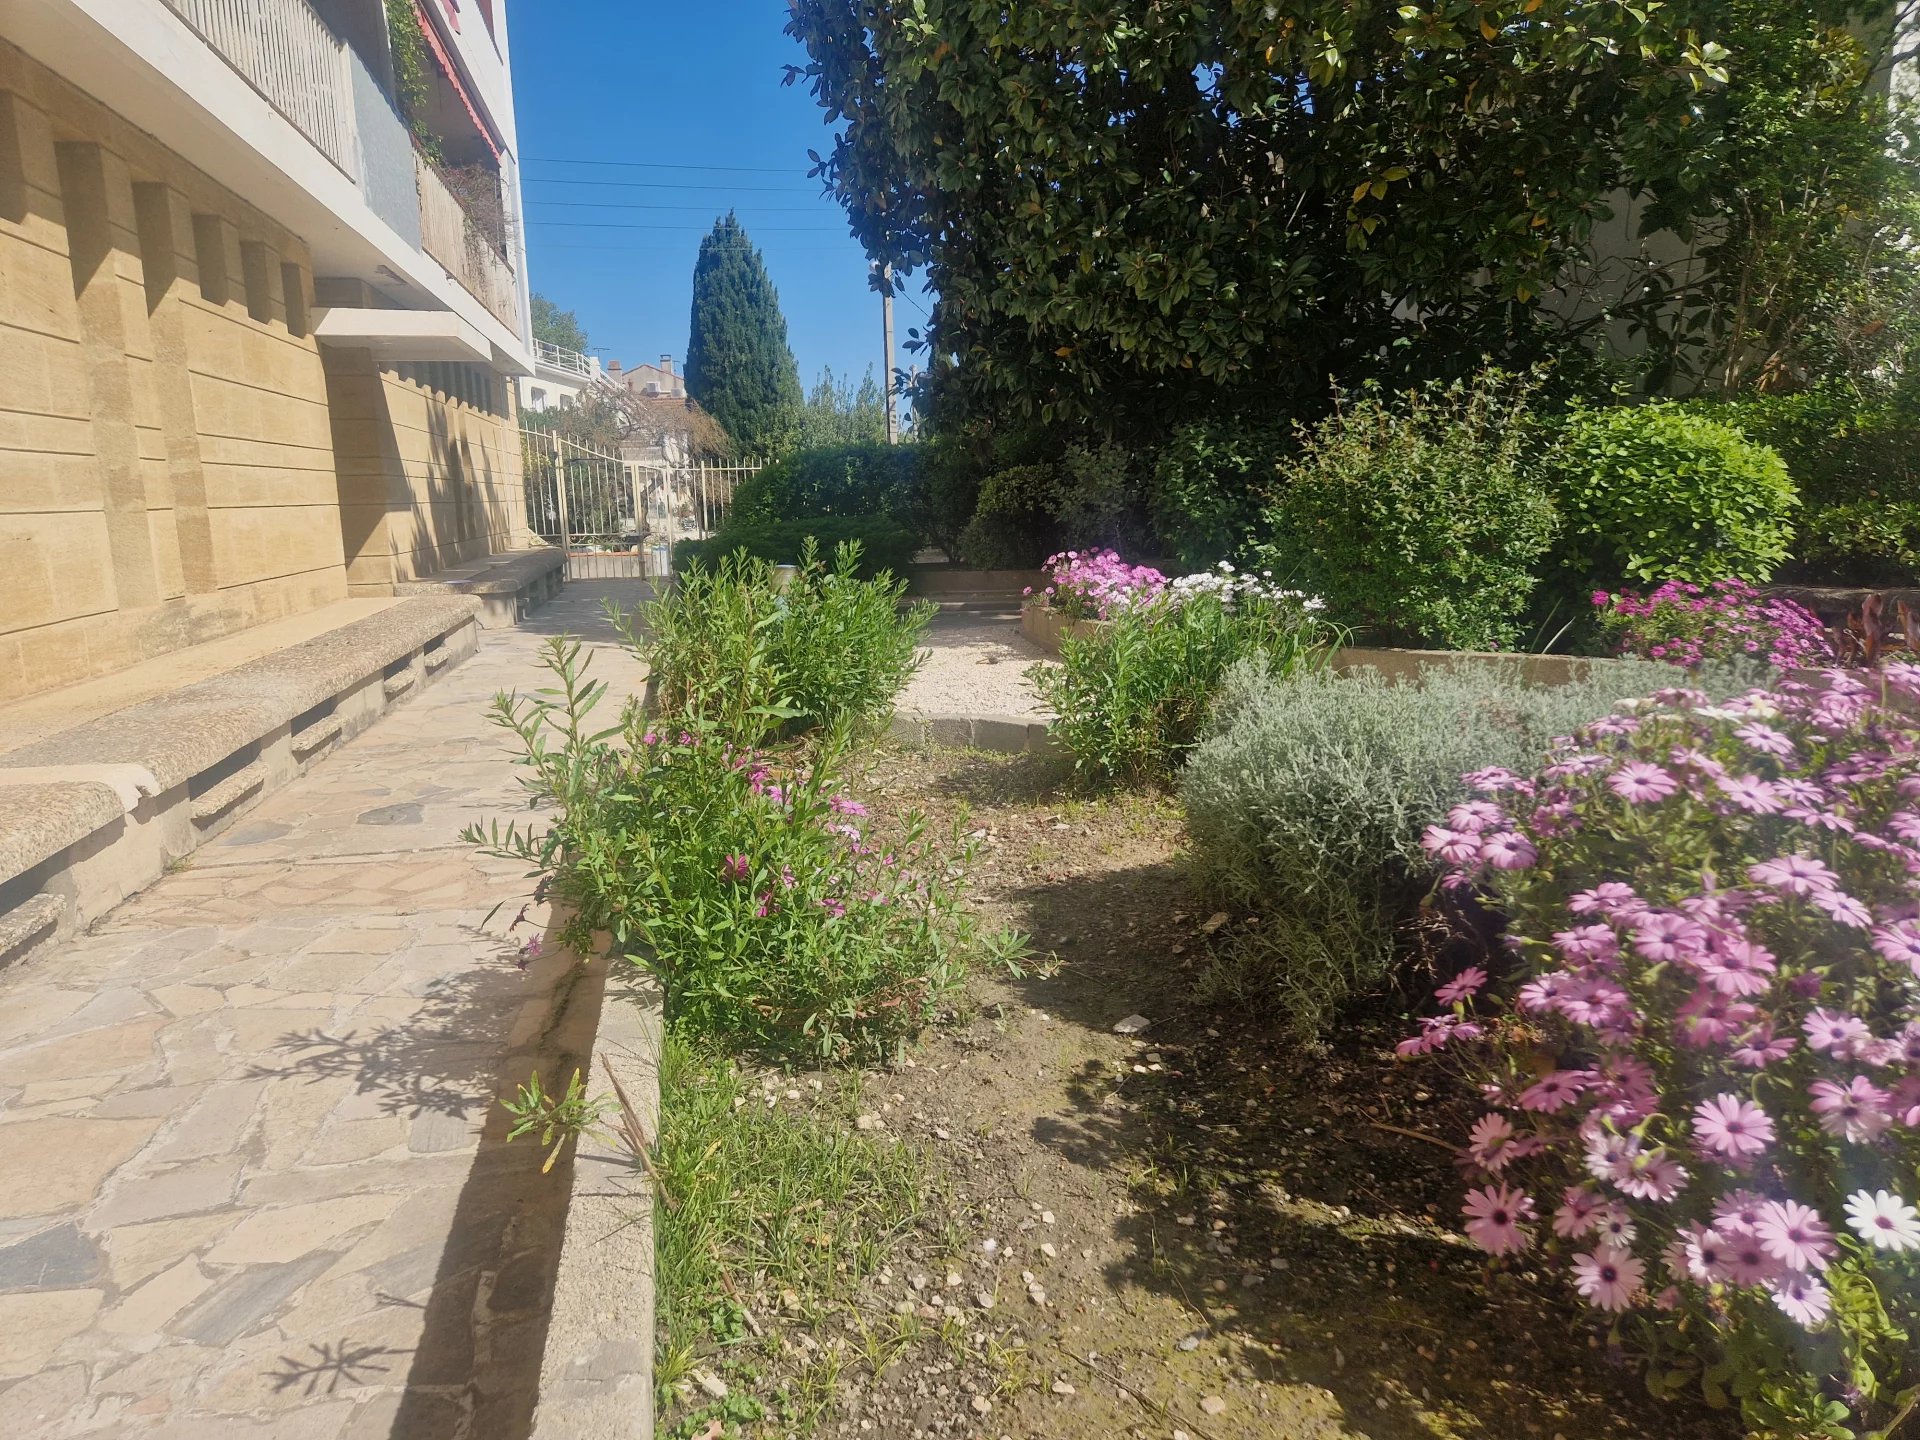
163 0 358 178
535 339 594 379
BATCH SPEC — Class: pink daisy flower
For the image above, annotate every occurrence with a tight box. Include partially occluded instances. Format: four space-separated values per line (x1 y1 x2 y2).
1692 1094 1775 1159
1479 832 1538 870
1571 1245 1644 1311
1753 1200 1836 1272
1747 854 1839 896
1809 1076 1892 1143
1697 940 1777 997
1608 763 1679 804
1519 1070 1588 1113
1420 825 1483 867
1717 774 1784 814
1434 967 1488 1006
1767 1273 1832 1329
1466 1113 1516 1170
1553 1186 1605 1238
1462 1185 1534 1256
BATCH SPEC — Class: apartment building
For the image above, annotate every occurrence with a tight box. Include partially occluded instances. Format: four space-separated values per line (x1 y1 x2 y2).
0 0 538 702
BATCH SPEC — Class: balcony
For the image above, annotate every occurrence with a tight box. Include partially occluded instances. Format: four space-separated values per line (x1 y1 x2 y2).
415 152 519 332
160 0 359 177
157 0 522 338
535 340 594 379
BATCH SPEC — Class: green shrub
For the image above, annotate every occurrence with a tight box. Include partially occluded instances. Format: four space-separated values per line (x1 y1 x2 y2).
1254 372 1560 651
729 443 925 530
469 641 964 1062
1030 586 1336 787
1150 421 1285 571
674 514 919 581
952 462 1057 569
1692 383 1920 585
1544 403 1798 587
1796 499 1920 586
647 541 933 741
1179 658 1732 1037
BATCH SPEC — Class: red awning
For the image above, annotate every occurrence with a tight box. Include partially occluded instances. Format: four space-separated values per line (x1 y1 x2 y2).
412 0 500 160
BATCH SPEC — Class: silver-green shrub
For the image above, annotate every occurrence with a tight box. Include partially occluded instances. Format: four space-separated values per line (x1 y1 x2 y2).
1179 658 1744 1036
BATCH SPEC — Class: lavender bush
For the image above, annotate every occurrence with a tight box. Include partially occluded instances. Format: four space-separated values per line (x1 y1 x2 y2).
1596 579 1835 672
1412 666 1920 1437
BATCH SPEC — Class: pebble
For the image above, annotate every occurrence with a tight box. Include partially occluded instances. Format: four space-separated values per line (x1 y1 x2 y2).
1039 1243 1057 1259
1199 1395 1227 1416
1027 1282 1048 1305
1112 1014 1152 1035
1177 1335 1202 1353
974 1291 996 1310
1041 1210 1055 1225
945 1272 963 1289
970 1395 992 1415
855 1114 882 1131
692 1369 728 1400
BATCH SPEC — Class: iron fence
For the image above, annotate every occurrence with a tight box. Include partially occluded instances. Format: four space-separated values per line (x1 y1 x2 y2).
521 429 757 579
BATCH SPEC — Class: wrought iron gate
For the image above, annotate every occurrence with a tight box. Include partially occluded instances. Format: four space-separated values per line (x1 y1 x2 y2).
521 427 756 579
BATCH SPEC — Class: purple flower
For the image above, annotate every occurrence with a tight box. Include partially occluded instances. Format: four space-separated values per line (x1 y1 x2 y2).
721 853 751 883
1479 832 1538 870
1809 1076 1892 1143
1747 854 1839 896
1692 1094 1775 1159
1435 967 1488 1006
1608 762 1679 804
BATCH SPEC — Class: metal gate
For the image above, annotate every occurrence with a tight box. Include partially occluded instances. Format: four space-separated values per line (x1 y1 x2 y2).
522 428 756 579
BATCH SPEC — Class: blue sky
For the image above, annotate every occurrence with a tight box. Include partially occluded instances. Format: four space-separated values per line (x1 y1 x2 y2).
506 1 926 391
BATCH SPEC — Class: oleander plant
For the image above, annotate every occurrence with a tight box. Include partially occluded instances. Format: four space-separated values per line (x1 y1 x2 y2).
1410 665 1920 1439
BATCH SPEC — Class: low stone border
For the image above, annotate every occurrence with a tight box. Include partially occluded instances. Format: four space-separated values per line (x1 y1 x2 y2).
1021 599 1611 686
0 596 483 965
889 710 1059 756
531 961 663 1440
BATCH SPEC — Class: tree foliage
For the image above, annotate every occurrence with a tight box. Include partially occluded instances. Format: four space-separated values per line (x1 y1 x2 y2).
685 214 804 458
531 293 590 354
784 0 1910 436
797 365 888 448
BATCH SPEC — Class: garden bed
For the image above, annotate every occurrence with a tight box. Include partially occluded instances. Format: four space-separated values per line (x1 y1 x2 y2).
1022 599 1615 687
656 741 1738 1440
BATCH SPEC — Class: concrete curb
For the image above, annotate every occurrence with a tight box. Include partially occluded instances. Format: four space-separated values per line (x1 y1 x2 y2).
531 962 662 1440
889 710 1060 756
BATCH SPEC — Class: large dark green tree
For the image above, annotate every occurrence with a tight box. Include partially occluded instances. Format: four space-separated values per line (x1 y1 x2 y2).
784 0 1908 434
685 215 804 457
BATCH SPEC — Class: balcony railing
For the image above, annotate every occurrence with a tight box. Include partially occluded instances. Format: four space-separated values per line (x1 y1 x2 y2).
162 0 359 178
535 340 593 379
416 153 520 332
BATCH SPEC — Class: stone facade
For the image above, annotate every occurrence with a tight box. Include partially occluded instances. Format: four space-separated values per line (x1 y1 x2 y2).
0 38 529 702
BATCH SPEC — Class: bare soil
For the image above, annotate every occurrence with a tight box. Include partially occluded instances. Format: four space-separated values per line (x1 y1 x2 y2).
669 743 1740 1440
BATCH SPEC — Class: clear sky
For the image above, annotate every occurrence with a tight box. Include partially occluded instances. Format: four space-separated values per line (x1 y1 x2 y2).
505 0 926 392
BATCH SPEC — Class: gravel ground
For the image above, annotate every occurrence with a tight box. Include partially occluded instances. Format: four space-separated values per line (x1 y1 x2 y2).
899 615 1056 718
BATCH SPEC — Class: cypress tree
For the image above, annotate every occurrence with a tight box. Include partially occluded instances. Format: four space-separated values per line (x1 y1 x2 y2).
684 214 802 458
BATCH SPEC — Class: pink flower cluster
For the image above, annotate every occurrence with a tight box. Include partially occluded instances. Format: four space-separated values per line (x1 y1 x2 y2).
1594 579 1833 671
1025 549 1167 621
1411 663 1920 1427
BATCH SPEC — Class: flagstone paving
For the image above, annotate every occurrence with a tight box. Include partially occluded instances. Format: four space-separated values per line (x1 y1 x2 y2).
0 584 649 1440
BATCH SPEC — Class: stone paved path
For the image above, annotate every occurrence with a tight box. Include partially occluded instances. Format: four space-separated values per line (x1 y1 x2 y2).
0 584 649 1440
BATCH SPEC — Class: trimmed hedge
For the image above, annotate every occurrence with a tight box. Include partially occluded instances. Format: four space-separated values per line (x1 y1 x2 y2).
673 515 919 580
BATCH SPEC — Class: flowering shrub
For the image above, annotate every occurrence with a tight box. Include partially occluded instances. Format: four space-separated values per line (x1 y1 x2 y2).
1595 579 1834 672
1166 561 1325 616
469 638 968 1061
1411 666 1920 1437
1027 548 1167 620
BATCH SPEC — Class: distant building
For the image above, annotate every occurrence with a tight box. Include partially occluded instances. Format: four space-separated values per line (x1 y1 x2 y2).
520 341 603 413
606 354 687 399
0 0 537 701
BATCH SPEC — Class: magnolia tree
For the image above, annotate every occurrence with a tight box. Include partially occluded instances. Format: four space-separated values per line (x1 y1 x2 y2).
1410 667 1920 1438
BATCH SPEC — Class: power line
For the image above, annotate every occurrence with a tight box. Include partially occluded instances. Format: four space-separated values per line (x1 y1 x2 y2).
523 177 820 193
523 156 805 175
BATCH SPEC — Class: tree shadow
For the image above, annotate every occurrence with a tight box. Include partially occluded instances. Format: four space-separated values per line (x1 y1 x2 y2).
272 1338 408 1397
246 927 530 1121
983 856 1736 1440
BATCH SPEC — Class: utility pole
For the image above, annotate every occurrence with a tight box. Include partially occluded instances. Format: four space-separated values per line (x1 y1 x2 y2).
880 261 899 444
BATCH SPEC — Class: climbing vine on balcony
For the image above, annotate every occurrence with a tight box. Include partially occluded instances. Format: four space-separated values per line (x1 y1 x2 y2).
383 0 442 163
